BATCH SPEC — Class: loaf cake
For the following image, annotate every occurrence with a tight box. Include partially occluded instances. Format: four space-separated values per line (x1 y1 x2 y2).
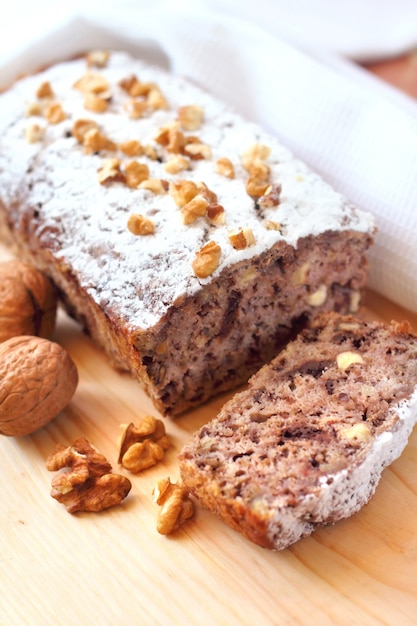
179 313 417 549
0 50 374 415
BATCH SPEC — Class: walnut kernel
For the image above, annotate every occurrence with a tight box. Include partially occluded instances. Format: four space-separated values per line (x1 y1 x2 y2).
139 178 168 194
125 98 148 119
164 155 190 174
341 422 372 442
169 179 198 207
245 177 270 198
73 72 110 94
216 157 235 179
127 214 155 236
118 418 170 473
307 284 327 307
336 351 365 371
44 102 66 124
241 143 271 170
184 142 212 160
152 477 194 535
36 81 54 99
192 241 221 278
181 195 209 225
124 160 150 188
119 140 143 157
25 123 45 143
177 105 204 130
83 128 117 154
228 227 256 250
258 183 282 208
86 50 110 68
97 158 125 185
83 93 109 113
72 119 99 143
47 438 131 513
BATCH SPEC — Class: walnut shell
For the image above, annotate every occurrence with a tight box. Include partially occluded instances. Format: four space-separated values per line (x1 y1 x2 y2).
0 260 57 343
0 336 78 436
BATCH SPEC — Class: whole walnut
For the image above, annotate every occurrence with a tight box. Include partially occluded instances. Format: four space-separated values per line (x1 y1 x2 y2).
0 260 57 343
0 335 78 436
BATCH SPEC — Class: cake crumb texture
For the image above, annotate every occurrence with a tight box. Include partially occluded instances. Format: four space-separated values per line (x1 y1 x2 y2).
179 313 417 549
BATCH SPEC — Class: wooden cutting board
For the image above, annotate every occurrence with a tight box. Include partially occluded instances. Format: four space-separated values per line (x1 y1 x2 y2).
1 241 417 626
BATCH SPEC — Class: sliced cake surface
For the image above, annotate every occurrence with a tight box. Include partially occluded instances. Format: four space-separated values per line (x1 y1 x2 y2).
0 51 374 414
179 313 417 549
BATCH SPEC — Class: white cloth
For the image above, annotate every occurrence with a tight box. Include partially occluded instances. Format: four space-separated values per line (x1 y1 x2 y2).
1 0 417 313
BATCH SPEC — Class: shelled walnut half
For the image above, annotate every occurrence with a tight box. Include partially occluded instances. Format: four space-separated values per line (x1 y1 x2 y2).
118 416 170 473
47 437 132 513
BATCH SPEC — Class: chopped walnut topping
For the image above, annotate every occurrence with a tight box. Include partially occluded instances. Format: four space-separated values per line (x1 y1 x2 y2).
36 81 54 99
97 158 125 185
169 179 198 207
207 203 226 225
72 118 99 143
147 87 169 111
245 177 270 198
248 159 270 182
166 127 186 154
119 139 143 157
43 101 66 124
46 437 131 514
124 160 150 188
181 194 209 225
216 157 235 179
73 72 110 94
196 182 217 204
154 123 175 146
86 50 110 68
229 227 256 250
127 213 155 235
153 477 195 535
241 143 271 170
25 123 45 143
164 155 190 174
83 93 110 113
125 98 148 119
119 74 141 95
139 178 168 194
263 219 281 231
26 101 44 116
119 75 156 97
258 183 282 208
177 104 204 131
184 141 212 160
118 418 170 473
83 128 117 154
143 144 159 160
192 240 221 278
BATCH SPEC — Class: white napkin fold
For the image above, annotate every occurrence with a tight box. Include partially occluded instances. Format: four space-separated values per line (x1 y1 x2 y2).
1 1 417 313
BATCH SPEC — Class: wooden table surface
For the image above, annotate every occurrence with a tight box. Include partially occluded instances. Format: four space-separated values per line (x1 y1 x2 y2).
1 57 417 626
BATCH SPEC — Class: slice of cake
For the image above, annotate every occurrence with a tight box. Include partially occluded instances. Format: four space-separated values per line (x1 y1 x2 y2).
178 313 417 549
0 51 374 415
